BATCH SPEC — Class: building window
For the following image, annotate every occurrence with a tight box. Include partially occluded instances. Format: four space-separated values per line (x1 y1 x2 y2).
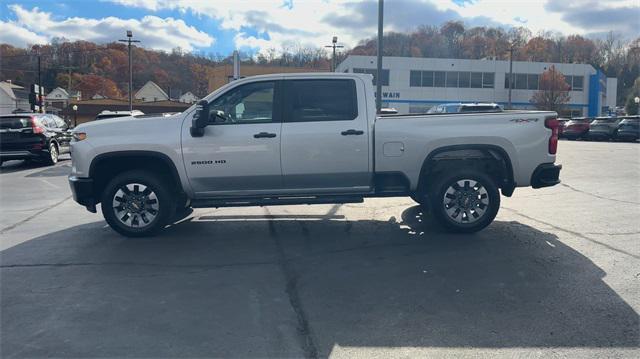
458 72 470 88
422 71 434 87
528 74 539 90
482 72 494 88
410 70 421 87
434 71 446 87
572 76 583 91
353 68 389 86
564 76 573 90
471 72 483 88
516 73 528 89
410 70 492 88
446 71 458 87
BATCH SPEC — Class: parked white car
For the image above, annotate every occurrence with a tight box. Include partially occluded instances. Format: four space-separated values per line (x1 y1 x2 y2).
69 73 561 237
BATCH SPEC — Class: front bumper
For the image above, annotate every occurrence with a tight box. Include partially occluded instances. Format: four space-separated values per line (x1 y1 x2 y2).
531 163 562 189
68 176 96 212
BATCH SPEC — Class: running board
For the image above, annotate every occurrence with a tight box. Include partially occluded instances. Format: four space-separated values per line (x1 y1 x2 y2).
191 195 364 208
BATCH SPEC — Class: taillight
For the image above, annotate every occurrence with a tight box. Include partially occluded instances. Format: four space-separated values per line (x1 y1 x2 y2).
30 117 44 134
545 116 559 155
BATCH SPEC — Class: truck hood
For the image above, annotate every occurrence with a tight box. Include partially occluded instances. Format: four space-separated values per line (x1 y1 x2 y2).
75 114 183 137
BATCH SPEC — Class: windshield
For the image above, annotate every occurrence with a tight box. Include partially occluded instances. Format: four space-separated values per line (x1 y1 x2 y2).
95 114 132 120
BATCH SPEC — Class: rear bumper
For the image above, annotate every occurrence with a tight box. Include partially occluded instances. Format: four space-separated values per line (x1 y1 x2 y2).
68 176 96 212
531 163 562 189
0 150 42 161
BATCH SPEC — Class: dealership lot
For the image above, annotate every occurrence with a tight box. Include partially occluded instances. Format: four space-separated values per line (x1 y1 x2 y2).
1 141 638 358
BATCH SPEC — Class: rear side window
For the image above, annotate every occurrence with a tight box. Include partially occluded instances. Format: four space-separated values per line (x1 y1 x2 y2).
0 116 31 129
285 79 357 122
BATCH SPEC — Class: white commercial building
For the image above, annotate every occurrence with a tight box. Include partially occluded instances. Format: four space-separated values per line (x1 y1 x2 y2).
336 55 617 117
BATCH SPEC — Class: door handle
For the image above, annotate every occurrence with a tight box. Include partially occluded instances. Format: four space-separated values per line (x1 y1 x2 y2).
254 132 277 138
341 129 364 136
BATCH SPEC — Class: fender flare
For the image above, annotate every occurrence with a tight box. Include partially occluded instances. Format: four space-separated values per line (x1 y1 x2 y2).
417 144 516 194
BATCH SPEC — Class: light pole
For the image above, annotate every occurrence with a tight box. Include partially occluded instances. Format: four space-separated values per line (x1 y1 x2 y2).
507 44 514 110
72 104 78 127
119 30 140 111
376 0 384 113
635 96 640 115
325 36 344 72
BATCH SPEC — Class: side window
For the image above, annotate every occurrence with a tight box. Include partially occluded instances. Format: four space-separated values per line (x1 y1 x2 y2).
53 116 66 128
41 115 56 128
209 81 275 124
285 79 357 122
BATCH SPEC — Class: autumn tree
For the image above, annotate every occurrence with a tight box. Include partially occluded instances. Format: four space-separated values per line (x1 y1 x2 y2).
73 74 122 99
625 77 640 115
530 65 571 112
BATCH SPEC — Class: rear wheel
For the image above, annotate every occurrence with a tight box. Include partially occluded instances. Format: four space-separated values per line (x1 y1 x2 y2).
428 169 500 233
101 170 175 237
45 143 58 165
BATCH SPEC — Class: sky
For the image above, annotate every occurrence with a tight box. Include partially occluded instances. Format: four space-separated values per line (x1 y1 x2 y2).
0 0 638 56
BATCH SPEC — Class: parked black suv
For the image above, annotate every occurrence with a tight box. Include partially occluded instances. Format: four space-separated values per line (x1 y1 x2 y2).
0 113 72 166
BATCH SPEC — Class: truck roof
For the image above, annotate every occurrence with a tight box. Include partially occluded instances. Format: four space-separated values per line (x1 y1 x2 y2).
230 72 372 81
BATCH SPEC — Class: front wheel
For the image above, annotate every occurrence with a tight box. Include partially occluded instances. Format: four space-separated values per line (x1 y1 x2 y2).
428 169 500 233
101 170 176 237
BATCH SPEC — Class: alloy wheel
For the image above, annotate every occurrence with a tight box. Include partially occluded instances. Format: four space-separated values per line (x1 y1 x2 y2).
112 183 160 228
443 179 489 224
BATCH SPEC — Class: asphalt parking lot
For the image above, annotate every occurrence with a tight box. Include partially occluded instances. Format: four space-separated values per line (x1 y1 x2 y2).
1 140 639 358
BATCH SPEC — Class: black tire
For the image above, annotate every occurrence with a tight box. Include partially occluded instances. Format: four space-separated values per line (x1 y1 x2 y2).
428 169 500 233
45 142 58 165
101 170 176 237
173 206 194 222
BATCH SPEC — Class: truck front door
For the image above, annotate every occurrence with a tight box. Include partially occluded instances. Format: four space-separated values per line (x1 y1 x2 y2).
280 78 372 194
181 80 283 197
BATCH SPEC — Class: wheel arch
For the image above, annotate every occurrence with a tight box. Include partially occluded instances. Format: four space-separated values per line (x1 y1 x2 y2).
417 144 516 197
89 150 184 204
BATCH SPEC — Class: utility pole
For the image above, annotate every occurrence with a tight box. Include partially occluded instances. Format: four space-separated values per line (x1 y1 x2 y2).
119 30 140 111
37 51 43 113
376 0 384 113
324 36 344 72
60 53 77 92
508 44 514 110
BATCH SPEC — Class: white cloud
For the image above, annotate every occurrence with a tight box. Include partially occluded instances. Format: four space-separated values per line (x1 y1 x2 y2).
0 20 47 47
440 0 639 38
3 5 215 51
105 0 375 55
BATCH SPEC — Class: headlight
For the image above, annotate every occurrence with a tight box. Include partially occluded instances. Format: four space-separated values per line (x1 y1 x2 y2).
73 132 87 141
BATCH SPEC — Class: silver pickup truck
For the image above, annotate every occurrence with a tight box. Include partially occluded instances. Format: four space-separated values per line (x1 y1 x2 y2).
68 73 561 237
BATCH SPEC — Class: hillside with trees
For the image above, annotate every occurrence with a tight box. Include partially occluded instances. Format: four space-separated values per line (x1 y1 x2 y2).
1 21 638 105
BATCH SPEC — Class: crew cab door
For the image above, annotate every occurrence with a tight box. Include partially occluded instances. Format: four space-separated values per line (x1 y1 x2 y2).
181 80 283 196
280 78 371 194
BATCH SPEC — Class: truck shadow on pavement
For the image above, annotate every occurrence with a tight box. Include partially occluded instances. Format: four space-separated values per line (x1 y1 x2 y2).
1 206 638 357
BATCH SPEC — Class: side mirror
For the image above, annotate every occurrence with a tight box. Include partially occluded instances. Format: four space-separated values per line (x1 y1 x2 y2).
190 100 210 137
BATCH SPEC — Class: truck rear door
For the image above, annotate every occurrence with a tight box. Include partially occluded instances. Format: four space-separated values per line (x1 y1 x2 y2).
280 78 371 194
